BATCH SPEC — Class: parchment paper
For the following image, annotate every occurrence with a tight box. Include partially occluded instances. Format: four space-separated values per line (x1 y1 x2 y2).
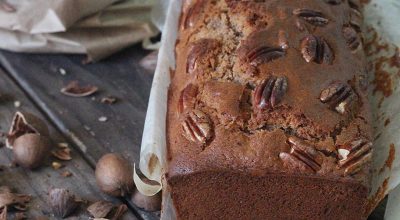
0 0 159 61
135 0 400 219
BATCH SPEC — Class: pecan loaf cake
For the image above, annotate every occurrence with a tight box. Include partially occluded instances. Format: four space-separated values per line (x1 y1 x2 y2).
165 0 372 219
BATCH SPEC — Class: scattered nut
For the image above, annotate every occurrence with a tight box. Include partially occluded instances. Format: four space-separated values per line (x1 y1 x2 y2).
61 171 72 178
60 81 98 97
131 189 161 212
13 133 50 169
87 200 114 218
51 162 63 170
51 148 72 161
101 96 117 104
98 116 108 122
95 154 134 197
48 188 79 218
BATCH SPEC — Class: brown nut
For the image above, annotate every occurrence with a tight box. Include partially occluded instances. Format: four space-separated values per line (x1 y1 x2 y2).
87 200 114 218
48 188 79 218
13 133 50 169
131 189 161 212
6 111 49 149
95 153 134 197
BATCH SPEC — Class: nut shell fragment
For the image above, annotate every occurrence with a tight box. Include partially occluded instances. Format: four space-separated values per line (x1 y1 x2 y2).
87 200 114 218
60 81 98 97
6 111 49 149
48 188 79 218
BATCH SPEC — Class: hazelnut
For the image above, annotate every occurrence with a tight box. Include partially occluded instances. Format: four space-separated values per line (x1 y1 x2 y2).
131 189 161 212
95 153 134 197
13 133 50 169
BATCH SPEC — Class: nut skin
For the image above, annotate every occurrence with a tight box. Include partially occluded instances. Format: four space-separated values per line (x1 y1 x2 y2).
95 153 134 197
131 189 161 212
12 133 50 169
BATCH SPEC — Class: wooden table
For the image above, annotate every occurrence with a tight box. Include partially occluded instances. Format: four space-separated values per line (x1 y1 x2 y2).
0 45 386 219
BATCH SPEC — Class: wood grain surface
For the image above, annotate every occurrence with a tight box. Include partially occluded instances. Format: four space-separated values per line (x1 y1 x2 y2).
0 44 385 220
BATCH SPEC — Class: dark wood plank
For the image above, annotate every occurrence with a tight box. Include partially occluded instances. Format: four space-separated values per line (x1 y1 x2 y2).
0 70 137 219
0 46 159 220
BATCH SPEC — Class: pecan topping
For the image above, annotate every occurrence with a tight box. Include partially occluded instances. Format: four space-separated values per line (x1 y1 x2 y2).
181 110 213 144
348 0 362 17
343 26 361 51
182 0 205 30
246 46 285 66
254 76 288 110
186 39 220 74
324 0 341 5
320 82 358 114
178 84 198 114
301 35 334 64
293 9 329 26
280 137 323 173
338 139 372 175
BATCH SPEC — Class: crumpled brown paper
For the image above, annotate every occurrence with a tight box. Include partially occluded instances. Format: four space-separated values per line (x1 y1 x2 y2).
0 0 159 61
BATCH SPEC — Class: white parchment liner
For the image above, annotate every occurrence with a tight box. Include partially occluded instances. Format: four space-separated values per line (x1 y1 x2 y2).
135 0 400 219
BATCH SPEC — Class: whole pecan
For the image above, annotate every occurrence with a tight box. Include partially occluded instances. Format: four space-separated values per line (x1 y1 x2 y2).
181 110 213 144
320 81 358 114
293 9 329 26
301 35 334 64
253 76 288 110
337 139 372 175
343 26 361 51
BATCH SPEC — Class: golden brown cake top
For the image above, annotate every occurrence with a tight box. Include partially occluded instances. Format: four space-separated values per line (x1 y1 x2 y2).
167 0 372 185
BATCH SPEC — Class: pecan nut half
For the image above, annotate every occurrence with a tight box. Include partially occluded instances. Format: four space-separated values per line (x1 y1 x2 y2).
254 76 288 110
343 26 361 52
178 83 198 114
320 81 358 114
338 139 372 175
186 39 220 74
293 9 329 26
182 0 205 30
181 110 213 144
301 35 334 64
246 46 285 66
280 136 323 173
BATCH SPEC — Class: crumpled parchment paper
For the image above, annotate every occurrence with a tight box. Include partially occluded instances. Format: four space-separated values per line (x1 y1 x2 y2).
135 0 400 219
0 0 159 61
